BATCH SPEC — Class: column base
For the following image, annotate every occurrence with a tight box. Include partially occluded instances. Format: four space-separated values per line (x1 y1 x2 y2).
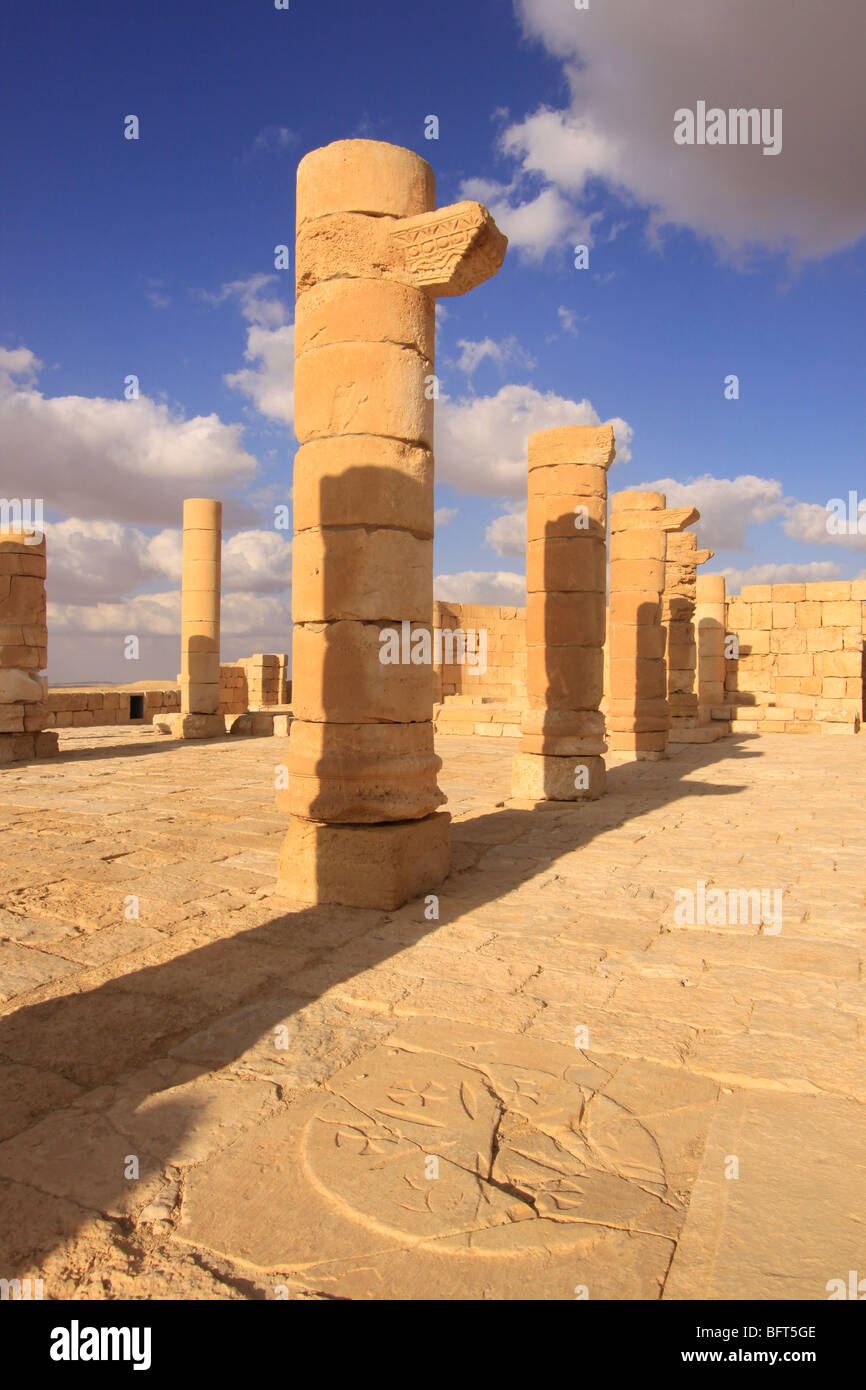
607 730 668 759
156 713 226 739
0 731 58 765
511 752 606 801
275 811 451 910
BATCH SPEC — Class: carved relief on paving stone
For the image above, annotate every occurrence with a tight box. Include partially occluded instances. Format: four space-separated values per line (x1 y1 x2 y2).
300 1023 709 1250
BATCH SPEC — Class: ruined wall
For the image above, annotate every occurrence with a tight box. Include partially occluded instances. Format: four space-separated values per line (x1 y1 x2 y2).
724 581 865 733
43 688 180 727
219 664 248 717
217 655 291 718
433 602 526 704
425 580 865 740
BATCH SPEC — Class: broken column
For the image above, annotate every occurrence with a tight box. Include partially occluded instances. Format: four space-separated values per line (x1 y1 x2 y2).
172 498 224 739
696 573 728 724
607 491 698 759
512 425 614 801
664 529 715 741
0 528 58 764
276 138 506 909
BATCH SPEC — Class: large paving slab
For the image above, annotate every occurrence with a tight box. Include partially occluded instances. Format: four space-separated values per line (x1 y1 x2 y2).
0 724 863 1299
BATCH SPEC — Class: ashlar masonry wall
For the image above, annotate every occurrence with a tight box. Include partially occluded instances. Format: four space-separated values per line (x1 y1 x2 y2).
433 602 527 705
724 581 865 733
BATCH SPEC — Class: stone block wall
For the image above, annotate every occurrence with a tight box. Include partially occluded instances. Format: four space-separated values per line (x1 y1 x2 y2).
215 655 291 718
1 530 57 762
433 602 527 705
219 664 249 716
724 581 865 733
42 688 181 728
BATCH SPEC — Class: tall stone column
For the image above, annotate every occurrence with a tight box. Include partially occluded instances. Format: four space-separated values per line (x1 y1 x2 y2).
172 498 224 739
696 573 728 723
0 528 57 764
511 425 614 800
276 139 506 909
664 529 714 740
607 491 698 759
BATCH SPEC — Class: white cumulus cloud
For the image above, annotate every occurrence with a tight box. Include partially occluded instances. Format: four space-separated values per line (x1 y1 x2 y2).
639 474 788 550
434 570 526 605
0 351 259 527
436 383 631 497
505 0 866 262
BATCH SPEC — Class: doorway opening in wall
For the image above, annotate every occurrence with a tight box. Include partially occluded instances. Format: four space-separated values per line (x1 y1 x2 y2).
129 694 144 720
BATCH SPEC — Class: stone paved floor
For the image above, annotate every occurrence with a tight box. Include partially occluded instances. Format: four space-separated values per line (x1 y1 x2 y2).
0 725 863 1300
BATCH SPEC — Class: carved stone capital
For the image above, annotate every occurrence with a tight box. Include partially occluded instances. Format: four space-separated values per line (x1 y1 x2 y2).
391 200 507 297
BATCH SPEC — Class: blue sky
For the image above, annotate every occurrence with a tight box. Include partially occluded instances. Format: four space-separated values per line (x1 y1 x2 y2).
2 0 864 681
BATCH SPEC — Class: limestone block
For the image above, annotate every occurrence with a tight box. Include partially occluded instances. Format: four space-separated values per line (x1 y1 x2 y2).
182 559 221 593
296 213 399 293
295 277 434 359
771 603 795 628
806 627 844 652
607 730 668 757
160 713 225 739
528 463 610 500
0 705 25 733
294 342 433 445
609 559 665 593
813 651 860 678
804 582 851 600
0 670 46 703
614 529 667 562
609 658 667 700
611 490 665 515
0 733 35 763
528 425 616 470
668 641 697 668
390 200 507 297
0 531 45 557
282 719 444 822
526 537 605 593
609 594 661 626
770 629 807 654
183 683 220 716
822 601 861 626
526 646 603 708
726 601 751 628
293 437 434 537
777 655 815 678
296 139 436 225
612 625 667 661
181 651 220 683
737 629 770 654
794 601 822 629
525 591 605 648
0 575 45 624
511 752 606 801
275 811 450 910
291 620 434 723
526 493 605 541
292 528 432 623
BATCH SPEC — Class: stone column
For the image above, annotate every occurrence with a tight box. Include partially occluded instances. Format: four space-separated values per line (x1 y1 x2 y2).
607 491 698 759
174 498 224 738
511 425 614 800
276 139 506 909
0 528 57 764
696 573 728 723
664 529 714 740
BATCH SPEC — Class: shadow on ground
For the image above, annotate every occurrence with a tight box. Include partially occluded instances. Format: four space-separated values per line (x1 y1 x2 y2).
0 735 758 1284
